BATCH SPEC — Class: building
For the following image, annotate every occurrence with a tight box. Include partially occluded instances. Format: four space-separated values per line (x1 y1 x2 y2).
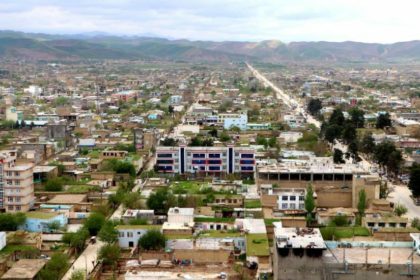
116 225 161 248
122 209 155 223
279 131 303 143
21 212 68 232
133 128 159 151
167 207 194 225
169 95 182 104
219 112 248 130
1 259 47 280
155 145 255 176
246 123 271 130
276 189 305 211
5 106 23 122
363 213 408 230
0 150 35 212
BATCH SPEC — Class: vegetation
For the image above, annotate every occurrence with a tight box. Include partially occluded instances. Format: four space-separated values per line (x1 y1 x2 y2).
62 228 89 254
98 244 120 268
246 234 270 256
84 212 106 236
307 98 322 117
394 204 408 217
44 177 64 192
0 213 26 231
244 199 262 208
333 148 345 164
376 113 392 129
408 164 420 197
38 252 69 280
146 188 177 214
98 221 119 244
320 227 370 240
304 185 315 224
101 159 136 177
69 270 85 280
138 229 166 251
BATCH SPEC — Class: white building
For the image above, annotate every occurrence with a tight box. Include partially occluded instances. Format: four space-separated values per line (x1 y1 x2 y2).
24 85 43 96
219 112 248 131
279 132 303 143
0 232 6 251
277 189 305 210
116 225 161 248
167 207 194 225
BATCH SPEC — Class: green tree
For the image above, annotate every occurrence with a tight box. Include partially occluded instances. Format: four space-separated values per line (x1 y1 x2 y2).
307 98 322 116
376 113 392 129
123 192 142 209
394 203 407 217
304 185 315 223
348 108 365 128
47 221 61 233
138 229 166 251
38 252 69 280
347 141 361 163
161 138 177 146
357 189 367 217
268 137 277 148
98 221 118 244
208 128 218 138
62 228 89 254
386 150 403 177
98 244 120 268
333 148 345 164
341 123 357 145
84 212 105 236
219 131 231 142
324 124 341 144
44 178 64 192
329 108 345 126
146 188 176 214
360 133 376 156
69 270 85 280
408 164 420 197
0 213 26 231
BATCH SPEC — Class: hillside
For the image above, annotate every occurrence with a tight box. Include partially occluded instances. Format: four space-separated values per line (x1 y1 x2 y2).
0 30 418 62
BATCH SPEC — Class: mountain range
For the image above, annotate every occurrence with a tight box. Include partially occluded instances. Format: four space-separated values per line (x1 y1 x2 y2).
0 30 419 63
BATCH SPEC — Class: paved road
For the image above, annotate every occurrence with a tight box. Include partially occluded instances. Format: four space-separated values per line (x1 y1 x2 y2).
388 184 420 220
62 241 104 280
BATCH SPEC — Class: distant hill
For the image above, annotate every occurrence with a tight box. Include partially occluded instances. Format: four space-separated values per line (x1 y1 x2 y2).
0 30 418 62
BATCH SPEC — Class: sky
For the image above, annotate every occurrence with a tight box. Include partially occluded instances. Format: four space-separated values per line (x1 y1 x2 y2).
0 0 418 43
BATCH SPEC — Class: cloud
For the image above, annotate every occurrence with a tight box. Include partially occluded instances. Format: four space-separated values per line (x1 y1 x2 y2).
0 0 418 43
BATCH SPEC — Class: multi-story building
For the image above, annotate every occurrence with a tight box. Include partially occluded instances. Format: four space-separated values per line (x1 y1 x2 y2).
0 150 35 212
218 112 248 130
155 145 256 176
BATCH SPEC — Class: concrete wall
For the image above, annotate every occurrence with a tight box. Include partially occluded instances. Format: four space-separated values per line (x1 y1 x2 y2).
316 191 352 208
173 249 231 264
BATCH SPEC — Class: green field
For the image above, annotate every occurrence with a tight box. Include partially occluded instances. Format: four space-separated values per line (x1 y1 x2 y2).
320 227 370 240
246 234 270 256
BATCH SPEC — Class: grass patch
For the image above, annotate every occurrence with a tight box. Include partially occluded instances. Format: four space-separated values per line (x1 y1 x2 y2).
66 185 99 193
246 234 270 256
194 217 235 223
171 181 206 194
0 245 39 257
264 219 282 226
320 227 370 240
245 199 261 208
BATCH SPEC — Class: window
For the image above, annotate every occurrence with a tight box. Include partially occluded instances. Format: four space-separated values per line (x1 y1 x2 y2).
7 197 13 202
289 204 296 209
290 196 296 201
282 196 288 201
127 232 133 237
299 196 304 201
299 204 304 209
119 232 124 237
16 197 20 202
15 181 20 186
16 206 20 211
15 172 20 176
282 203 288 209
400 223 407 227
8 206 13 211
378 223 385 227
367 223 375 227
389 223 396 227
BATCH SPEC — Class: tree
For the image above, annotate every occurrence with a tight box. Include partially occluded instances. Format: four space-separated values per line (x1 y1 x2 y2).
408 164 420 197
161 137 177 146
307 98 322 116
219 131 231 142
123 192 142 209
38 252 69 280
376 113 392 129
168 105 174 114
348 108 365 128
357 189 367 217
62 228 89 254
333 149 345 164
360 133 376 156
324 124 341 144
98 221 118 244
0 213 26 231
84 212 105 236
329 108 345 126
268 137 277 148
44 178 63 192
347 141 361 163
70 270 85 280
47 221 61 233
304 185 315 223
341 123 357 145
138 230 166 251
386 150 403 177
394 204 408 217
208 128 218 138
146 188 176 214
412 217 420 230
374 141 398 170
98 244 120 268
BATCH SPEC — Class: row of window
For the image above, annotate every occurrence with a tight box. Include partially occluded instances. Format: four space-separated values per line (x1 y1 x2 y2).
367 222 407 228
6 180 21 186
7 197 21 202
119 231 143 237
280 203 305 210
7 205 21 211
5 171 20 176
281 195 305 201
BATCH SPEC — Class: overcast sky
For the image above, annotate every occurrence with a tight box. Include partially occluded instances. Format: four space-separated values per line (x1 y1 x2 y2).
0 0 418 43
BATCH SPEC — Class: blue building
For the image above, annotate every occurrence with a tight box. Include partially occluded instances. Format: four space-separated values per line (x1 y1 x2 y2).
20 212 68 233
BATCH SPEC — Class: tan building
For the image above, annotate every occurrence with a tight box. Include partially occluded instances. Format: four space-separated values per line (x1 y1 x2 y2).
0 150 35 212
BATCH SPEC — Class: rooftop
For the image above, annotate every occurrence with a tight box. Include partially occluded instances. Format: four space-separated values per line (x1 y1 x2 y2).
274 223 326 249
246 233 270 256
168 207 194 216
116 225 161 230
1 259 47 279
47 194 87 204
26 211 60 220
